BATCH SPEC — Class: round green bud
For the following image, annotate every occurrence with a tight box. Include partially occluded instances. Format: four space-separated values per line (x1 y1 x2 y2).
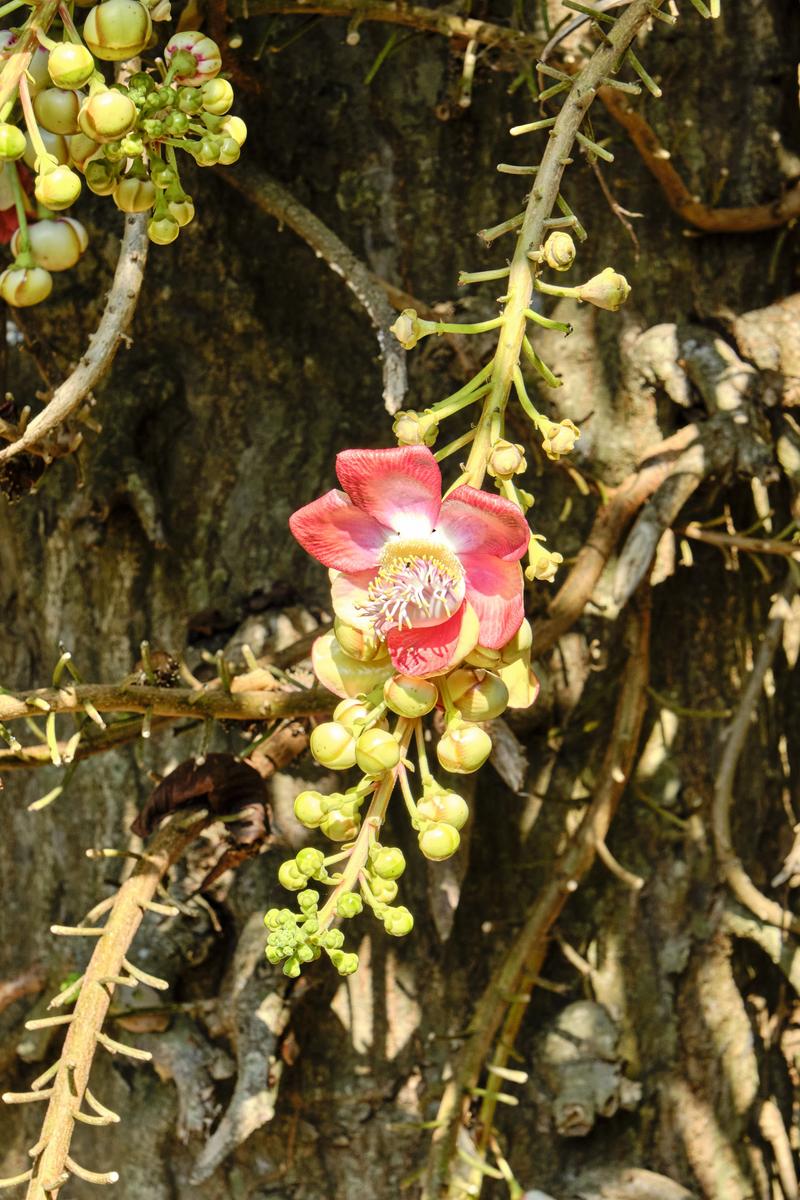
0 123 26 160
383 905 414 937
336 892 364 919
221 114 247 145
265 944 284 965
85 158 117 195
128 70 155 95
295 847 325 877
195 136 220 167
278 860 307 891
113 177 156 213
35 165 81 210
383 674 438 718
371 847 406 880
217 135 240 166
167 196 195 227
319 809 360 842
177 85 204 114
293 789 325 828
147 216 179 245
67 132 101 171
150 160 177 189
355 727 400 776
48 42 95 89
417 790 469 831
542 230 576 271
11 217 87 272
102 139 126 162
119 134 144 157
323 928 345 948
436 720 492 774
418 823 461 861
282 956 301 978
330 950 359 975
297 888 319 911
370 876 398 902
447 667 509 722
79 89 137 142
23 128 68 170
332 697 371 733
333 618 384 662
163 110 190 136
576 267 631 312
155 85 178 108
0 267 53 308
83 0 153 62
309 721 357 770
201 77 234 115
263 907 281 929
34 88 83 136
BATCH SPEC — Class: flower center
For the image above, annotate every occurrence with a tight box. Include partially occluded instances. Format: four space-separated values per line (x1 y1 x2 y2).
357 537 465 636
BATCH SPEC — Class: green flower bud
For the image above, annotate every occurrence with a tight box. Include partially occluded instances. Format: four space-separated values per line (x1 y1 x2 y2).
128 71 155 95
67 132 101 171
539 417 580 462
85 158 117 195
355 727 400 776
542 230 576 271
319 809 360 842
165 31 222 86
155 85 178 108
324 927 345 947
220 114 246 145
336 892 363 919
277 860 307 891
371 846 406 880
217 135 240 165
103 139 126 163
486 439 527 480
201 77 234 114
282 956 302 978
147 216 179 245
0 123 26 160
465 645 502 670
297 942 315 962
370 876 398 902
309 721 357 770
23 128 68 170
11 217 87 272
332 618 385 663
418 823 461 861
150 159 177 188
329 949 359 975
576 267 631 311
195 136 220 167
436 719 492 774
446 667 509 722
83 0 153 62
392 409 438 447
163 110 190 136
113 177 156 213
332 697 371 732
48 42 95 89
263 907 281 929
119 134 144 157
391 308 423 349
34 85 83 136
35 165 81 210
417 790 469 830
0 267 53 307
141 118 164 139
295 847 325 877
79 89 137 142
383 905 414 937
168 196 195 227
265 944 284 965
297 888 319 911
293 789 325 828
383 674 438 718
177 85 204 114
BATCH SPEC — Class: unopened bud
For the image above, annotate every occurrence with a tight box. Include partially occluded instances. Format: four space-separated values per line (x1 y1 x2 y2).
333 618 384 662
48 42 95 89
293 790 325 828
465 645 502 670
329 949 359 975
295 847 325 877
83 0 152 62
383 905 414 936
312 630 393 700
355 727 400 776
79 89 137 142
201 77 234 114
0 267 52 307
542 231 576 271
371 846 406 880
577 267 631 311
309 721 357 770
487 439 527 479
392 409 438 447
525 534 563 583
539 417 580 461
447 668 509 722
383 674 438 718
35 165 81 210
417 789 469 830
418 823 461 861
371 876 398 902
436 719 492 774
0 123 25 160
336 892 363 918
333 697 372 732
390 308 434 350
278 860 307 891
320 809 360 842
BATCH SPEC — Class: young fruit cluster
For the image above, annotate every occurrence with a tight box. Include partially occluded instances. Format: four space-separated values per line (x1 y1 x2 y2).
0 4 246 305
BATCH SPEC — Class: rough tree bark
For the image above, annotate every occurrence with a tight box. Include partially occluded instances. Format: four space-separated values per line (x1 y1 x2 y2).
1 3 799 1199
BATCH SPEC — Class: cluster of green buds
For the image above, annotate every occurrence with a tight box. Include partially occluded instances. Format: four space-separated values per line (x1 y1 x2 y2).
268 620 538 977
0 1 245 305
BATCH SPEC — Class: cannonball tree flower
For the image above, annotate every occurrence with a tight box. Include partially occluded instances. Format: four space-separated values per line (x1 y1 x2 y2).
289 446 529 680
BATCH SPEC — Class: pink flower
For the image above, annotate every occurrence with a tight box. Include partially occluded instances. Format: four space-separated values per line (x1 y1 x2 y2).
289 447 529 678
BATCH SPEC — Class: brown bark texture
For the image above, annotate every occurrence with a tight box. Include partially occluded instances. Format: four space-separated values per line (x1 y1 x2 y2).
1 2 800 1199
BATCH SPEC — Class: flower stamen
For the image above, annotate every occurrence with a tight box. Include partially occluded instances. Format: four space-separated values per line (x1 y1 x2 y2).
357 538 465 637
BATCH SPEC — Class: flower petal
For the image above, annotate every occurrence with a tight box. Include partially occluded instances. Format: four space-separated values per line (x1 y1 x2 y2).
336 446 441 537
331 570 375 630
387 602 479 678
437 486 529 561
289 490 388 572
312 630 393 699
461 552 525 649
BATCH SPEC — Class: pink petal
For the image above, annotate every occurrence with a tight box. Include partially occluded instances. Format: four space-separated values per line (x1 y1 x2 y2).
387 602 479 677
437 487 529 561
461 552 525 649
336 447 441 537
289 490 388 572
331 570 375 630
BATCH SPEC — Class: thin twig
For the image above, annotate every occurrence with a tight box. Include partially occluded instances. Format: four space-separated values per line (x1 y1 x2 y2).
0 216 149 466
677 523 800 561
712 570 800 934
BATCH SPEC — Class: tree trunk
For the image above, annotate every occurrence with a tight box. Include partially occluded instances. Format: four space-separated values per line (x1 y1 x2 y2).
1 3 799 1199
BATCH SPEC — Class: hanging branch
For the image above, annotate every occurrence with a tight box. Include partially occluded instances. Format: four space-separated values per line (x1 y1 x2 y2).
0 216 149 466
1 813 208 1199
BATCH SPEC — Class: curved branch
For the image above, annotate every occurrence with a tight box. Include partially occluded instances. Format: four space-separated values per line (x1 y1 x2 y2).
0 216 149 466
221 162 407 412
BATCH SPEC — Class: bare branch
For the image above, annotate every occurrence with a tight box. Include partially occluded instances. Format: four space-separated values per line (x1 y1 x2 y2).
0 216 149 467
